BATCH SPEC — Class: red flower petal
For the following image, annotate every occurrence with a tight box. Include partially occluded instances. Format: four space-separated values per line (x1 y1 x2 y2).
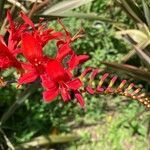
7 10 15 32
0 40 21 69
60 83 71 102
46 59 70 82
67 78 82 90
56 43 72 61
41 74 57 89
68 54 89 70
18 71 38 84
0 35 6 45
21 33 43 62
77 55 89 63
20 12 35 29
0 40 11 54
49 32 64 40
12 48 21 56
21 62 34 70
75 91 85 108
0 55 11 69
43 88 59 103
67 54 77 70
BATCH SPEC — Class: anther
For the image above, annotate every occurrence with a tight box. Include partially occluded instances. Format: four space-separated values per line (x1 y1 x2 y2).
147 104 150 108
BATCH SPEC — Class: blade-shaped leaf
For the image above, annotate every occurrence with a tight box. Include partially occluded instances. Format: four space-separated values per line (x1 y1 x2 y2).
116 0 145 23
42 0 93 15
103 62 150 83
133 45 150 68
123 0 146 22
142 0 150 28
116 29 149 44
138 24 150 36
38 12 121 25
17 134 79 149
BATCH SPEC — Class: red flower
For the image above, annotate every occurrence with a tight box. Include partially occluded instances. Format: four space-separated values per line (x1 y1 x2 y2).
6 12 89 107
41 47 89 107
7 11 28 55
20 12 63 47
0 11 28 71
18 27 88 107
18 31 88 107
38 20 89 107
0 36 21 70
41 60 85 107
18 33 48 84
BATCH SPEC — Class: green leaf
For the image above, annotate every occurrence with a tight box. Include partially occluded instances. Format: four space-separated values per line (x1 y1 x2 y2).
133 45 150 69
124 0 145 22
116 0 145 23
138 24 150 36
16 134 79 149
42 0 93 15
142 0 150 28
103 62 150 83
116 29 150 47
38 12 122 25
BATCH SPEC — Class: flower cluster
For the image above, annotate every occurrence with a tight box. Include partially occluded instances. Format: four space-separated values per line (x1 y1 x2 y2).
0 11 89 107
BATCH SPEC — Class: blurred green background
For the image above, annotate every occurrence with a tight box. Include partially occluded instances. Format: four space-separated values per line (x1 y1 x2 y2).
0 0 150 150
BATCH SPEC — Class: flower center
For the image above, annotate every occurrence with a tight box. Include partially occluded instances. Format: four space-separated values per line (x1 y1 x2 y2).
33 58 45 73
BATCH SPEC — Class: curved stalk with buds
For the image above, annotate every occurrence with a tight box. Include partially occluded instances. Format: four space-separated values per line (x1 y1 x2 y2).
79 68 150 108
